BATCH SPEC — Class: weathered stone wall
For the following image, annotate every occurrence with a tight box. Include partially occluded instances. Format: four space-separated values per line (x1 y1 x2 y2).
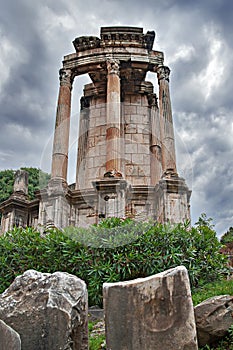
124 94 151 186
76 95 107 190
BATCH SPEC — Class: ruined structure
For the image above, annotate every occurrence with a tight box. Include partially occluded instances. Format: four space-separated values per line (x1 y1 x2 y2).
103 266 198 349
0 26 191 232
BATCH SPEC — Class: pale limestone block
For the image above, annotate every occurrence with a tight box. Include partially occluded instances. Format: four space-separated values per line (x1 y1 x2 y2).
0 270 89 350
131 133 144 143
103 266 198 350
124 105 137 115
96 116 106 126
132 153 145 164
124 115 131 124
94 155 106 168
88 157 94 169
125 143 138 154
91 107 101 118
142 165 151 177
143 133 150 144
136 105 149 116
137 143 150 155
0 319 21 350
125 124 137 134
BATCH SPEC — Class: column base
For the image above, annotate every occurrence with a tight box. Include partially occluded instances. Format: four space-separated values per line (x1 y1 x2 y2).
154 175 191 224
38 178 70 229
93 178 127 219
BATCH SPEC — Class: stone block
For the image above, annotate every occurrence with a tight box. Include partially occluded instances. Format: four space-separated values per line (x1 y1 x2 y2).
125 143 137 154
131 133 144 143
131 114 148 126
0 319 21 350
136 105 148 116
95 116 106 126
124 105 137 115
131 153 145 164
103 266 198 350
130 176 150 185
0 270 88 350
142 165 151 177
195 295 233 347
138 143 150 155
94 155 106 168
125 164 138 176
125 124 137 134
91 107 101 118
130 95 142 105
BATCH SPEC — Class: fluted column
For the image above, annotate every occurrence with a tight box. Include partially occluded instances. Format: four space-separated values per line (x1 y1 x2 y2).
105 59 121 174
157 66 177 175
51 68 74 182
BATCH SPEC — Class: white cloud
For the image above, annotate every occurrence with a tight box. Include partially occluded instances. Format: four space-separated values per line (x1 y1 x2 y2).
170 45 195 64
0 31 28 95
198 24 225 100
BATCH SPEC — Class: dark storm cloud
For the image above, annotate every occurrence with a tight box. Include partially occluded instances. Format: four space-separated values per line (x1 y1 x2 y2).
0 0 232 235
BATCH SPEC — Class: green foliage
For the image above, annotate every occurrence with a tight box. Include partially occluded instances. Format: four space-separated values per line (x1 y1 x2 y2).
192 279 233 306
88 321 105 350
0 169 15 203
220 227 233 245
0 167 50 203
0 217 228 308
195 213 214 229
89 334 105 350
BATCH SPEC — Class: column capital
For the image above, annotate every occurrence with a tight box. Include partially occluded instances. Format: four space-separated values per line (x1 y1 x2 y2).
59 68 74 87
106 58 120 75
157 65 170 82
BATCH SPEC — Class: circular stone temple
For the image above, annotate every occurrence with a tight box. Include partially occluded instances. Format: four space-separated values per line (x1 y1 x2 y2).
0 26 191 232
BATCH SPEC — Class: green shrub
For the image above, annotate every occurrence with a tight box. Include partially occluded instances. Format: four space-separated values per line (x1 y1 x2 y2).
0 218 228 306
221 226 233 244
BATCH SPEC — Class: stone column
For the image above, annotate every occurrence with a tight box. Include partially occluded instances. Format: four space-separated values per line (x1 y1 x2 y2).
51 68 73 182
75 97 90 190
105 59 122 174
13 170 28 196
157 66 177 176
149 94 162 185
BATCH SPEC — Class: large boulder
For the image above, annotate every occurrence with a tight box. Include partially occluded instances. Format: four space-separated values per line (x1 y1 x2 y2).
0 270 88 350
0 319 21 349
103 265 198 350
195 295 233 347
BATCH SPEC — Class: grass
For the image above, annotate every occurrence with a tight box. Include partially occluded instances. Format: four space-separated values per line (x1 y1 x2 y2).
89 335 106 350
89 321 106 350
192 278 233 306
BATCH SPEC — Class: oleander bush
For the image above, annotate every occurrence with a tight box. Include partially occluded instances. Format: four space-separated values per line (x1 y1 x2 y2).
0 217 228 306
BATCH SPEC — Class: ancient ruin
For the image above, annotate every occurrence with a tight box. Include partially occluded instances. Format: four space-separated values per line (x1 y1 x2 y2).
0 26 191 232
103 266 198 349
0 270 89 349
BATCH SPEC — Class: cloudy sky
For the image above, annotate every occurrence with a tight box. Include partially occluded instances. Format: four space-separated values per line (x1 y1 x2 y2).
0 0 232 235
